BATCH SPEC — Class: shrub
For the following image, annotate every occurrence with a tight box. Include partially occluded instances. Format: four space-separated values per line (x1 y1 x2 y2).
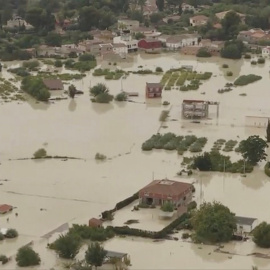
5 229 18 238
222 64 229 68
234 74 262 86
16 246 40 267
156 67 163 72
161 201 174 212
251 60 257 65
22 60 40 71
0 233 4 241
258 58 265 64
253 222 270 248
95 153 106 160
244 54 251 59
79 54 96 62
162 101 170 106
196 48 211 57
94 92 114 103
33 148 47 158
182 233 190 239
54 60 63 67
115 92 127 101
68 51 78 58
264 162 270 177
226 71 233 76
8 67 30 77
187 201 197 211
0 255 9 264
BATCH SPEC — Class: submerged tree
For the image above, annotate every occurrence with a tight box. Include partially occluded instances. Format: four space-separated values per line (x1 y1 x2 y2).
253 222 270 248
239 135 268 165
16 246 40 267
85 242 107 269
69 84 77 99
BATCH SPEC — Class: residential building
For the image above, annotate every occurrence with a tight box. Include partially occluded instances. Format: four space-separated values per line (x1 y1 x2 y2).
131 26 160 37
237 29 270 44
113 34 138 52
112 43 128 57
262 46 270 57
88 218 103 228
165 34 200 50
0 204 13 214
118 19 140 30
182 99 209 118
4 16 33 30
145 82 162 98
99 43 114 55
235 216 258 234
139 179 193 207
138 38 162 53
43 79 64 90
189 15 208 27
163 15 181 24
90 29 115 42
182 3 195 12
215 10 246 22
78 39 104 53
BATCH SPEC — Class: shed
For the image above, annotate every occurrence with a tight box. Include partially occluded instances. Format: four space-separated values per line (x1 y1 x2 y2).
235 216 258 234
88 218 103 228
104 250 128 263
145 82 162 98
138 38 162 53
0 204 13 214
43 79 64 90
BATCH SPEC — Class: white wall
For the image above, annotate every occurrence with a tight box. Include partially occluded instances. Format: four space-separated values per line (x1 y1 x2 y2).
245 116 269 128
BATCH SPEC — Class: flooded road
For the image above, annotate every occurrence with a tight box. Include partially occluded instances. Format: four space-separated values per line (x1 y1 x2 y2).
0 53 270 269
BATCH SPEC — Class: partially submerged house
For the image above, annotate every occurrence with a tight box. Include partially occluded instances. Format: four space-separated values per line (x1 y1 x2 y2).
88 218 103 228
182 99 209 119
145 82 162 98
138 38 162 53
43 79 64 90
0 204 13 214
189 15 208 27
104 250 128 263
235 216 258 234
139 179 193 207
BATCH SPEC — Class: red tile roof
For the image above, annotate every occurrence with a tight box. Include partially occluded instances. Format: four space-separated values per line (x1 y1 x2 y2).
89 218 103 227
139 179 192 198
43 79 63 90
0 204 13 214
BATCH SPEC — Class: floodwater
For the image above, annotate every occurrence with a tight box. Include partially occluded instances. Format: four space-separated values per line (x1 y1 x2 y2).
1 53 270 269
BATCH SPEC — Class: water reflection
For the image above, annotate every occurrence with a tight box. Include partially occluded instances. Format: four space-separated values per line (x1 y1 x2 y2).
27 99 50 111
91 102 114 114
68 99 77 112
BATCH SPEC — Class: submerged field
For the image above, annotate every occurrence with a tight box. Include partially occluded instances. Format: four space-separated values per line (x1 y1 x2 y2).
0 53 270 270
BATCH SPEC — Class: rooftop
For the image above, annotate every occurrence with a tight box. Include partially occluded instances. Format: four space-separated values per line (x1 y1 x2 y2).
0 204 13 213
190 15 208 21
43 79 63 90
139 179 192 197
146 82 162 88
235 216 257 226
105 250 127 259
89 218 103 227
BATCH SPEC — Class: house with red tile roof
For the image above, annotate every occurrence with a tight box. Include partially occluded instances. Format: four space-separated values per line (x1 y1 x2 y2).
89 218 103 228
139 179 193 206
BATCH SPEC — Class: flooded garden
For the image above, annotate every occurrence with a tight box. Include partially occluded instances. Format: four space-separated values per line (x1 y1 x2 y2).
0 52 270 269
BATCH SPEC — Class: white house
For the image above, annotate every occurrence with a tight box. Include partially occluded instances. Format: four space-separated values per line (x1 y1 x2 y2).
113 43 128 57
189 15 208 27
165 34 200 50
118 19 139 30
235 216 258 234
5 16 33 30
113 35 138 52
182 3 196 12
262 46 270 57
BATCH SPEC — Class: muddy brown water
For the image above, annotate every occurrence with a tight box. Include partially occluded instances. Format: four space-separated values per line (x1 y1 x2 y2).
0 53 270 269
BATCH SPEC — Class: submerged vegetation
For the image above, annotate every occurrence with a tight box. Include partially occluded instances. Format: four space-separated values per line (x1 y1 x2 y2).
0 78 24 103
93 68 128 80
234 74 262 86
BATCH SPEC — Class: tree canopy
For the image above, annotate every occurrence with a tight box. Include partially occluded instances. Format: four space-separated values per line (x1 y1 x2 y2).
192 201 236 243
16 246 41 267
239 135 268 165
253 222 270 248
85 242 107 268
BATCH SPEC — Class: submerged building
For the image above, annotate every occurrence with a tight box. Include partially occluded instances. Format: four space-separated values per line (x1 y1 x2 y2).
182 99 209 119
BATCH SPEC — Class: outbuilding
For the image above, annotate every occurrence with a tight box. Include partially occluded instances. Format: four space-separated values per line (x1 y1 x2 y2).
43 79 64 90
88 218 103 228
235 216 258 234
0 204 13 214
145 82 162 98
138 38 162 53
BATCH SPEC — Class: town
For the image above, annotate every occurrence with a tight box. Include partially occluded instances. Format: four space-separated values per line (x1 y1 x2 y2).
1 0 270 270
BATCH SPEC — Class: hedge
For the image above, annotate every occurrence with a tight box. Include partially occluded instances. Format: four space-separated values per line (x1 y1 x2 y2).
264 162 270 177
101 192 139 219
107 212 190 239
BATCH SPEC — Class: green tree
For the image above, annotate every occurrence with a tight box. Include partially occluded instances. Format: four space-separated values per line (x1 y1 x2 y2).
221 40 244 59
134 32 145 40
156 0 165 11
115 92 127 101
192 201 236 243
78 6 100 31
193 152 212 171
239 135 268 165
221 11 241 39
266 121 270 142
253 222 270 248
69 84 77 99
90 83 109 97
49 233 81 259
45 32 62 47
196 47 211 57
85 243 107 269
16 246 40 267
54 59 63 67
150 12 164 23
